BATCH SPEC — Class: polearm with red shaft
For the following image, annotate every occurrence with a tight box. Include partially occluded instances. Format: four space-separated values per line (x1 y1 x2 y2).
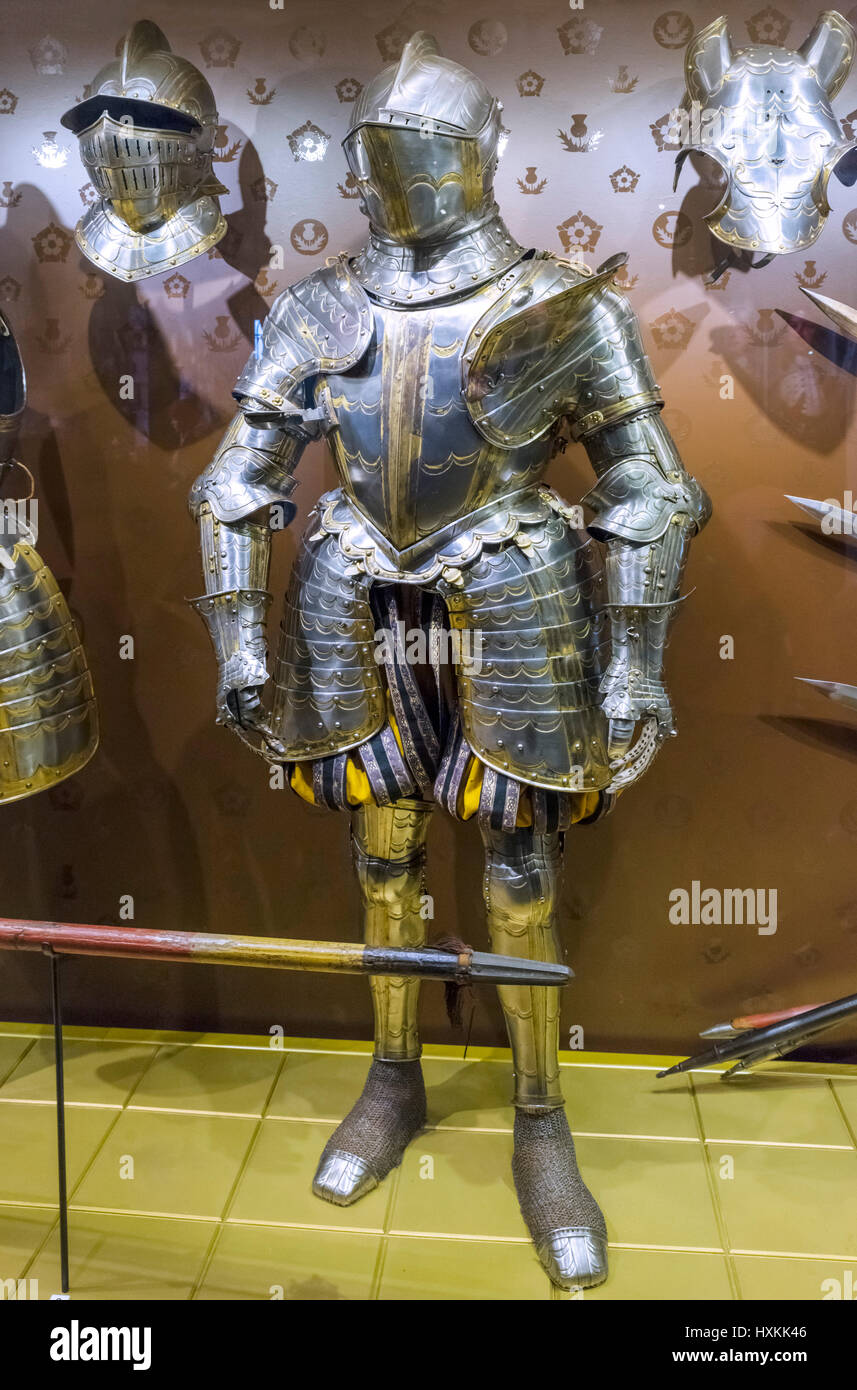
2 915 569 1296
0 916 571 987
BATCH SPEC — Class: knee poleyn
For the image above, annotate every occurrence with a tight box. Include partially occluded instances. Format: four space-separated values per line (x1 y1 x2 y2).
483 855 560 935
352 845 426 915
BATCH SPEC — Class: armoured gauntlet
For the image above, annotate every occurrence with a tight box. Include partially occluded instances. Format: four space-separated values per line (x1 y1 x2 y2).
192 505 272 729
599 526 691 752
582 409 710 756
190 406 309 736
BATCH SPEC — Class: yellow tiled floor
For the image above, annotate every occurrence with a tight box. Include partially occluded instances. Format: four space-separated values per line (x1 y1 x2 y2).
1 1024 856 1300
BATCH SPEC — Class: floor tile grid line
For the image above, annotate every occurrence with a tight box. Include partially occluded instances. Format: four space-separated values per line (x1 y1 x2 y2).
186 1171 248 1301
5 1026 857 1078
382 1227 728 1253
213 1221 857 1267
700 1137 854 1152
390 1231 717 1257
691 1076 857 1276
0 1026 142 1046
33 1044 760 1290
220 1213 392 1236
426 1122 699 1142
17 1040 173 1285
275 1115 857 1153
686 1072 741 1301
731 1245 857 1261
3 1199 237 1294
0 1028 715 1067
0 1037 35 1088
62 1043 169 1205
9 1033 857 1297
166 1213 736 1256
59 1211 837 1266
64 1203 219 1224
549 1277 580 1302
4 1202 61 1284
0 1200 57 1217
0 1025 53 1040
125 1104 267 1120
0 1038 287 1119
0 1098 124 1112
828 1078 857 1152
253 1039 396 1301
188 1052 293 1299
367 1123 419 1300
213 1052 290 1219
0 1202 687 1254
257 1049 318 1125
369 1172 401 1301
369 1234 389 1302
363 1120 554 1297
7 1087 852 1151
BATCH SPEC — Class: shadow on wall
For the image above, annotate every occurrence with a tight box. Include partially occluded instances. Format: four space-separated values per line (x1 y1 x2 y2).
87 274 224 453
710 317 854 456
220 137 275 345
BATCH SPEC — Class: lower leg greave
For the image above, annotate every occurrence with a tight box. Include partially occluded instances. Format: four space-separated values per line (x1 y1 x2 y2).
351 798 433 1061
312 799 431 1207
480 824 608 1288
480 825 564 1111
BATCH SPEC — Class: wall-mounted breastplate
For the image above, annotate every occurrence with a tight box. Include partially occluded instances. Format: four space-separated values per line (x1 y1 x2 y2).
675 11 857 259
0 311 98 801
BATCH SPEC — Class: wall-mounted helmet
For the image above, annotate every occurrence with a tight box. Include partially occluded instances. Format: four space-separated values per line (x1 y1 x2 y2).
61 20 226 281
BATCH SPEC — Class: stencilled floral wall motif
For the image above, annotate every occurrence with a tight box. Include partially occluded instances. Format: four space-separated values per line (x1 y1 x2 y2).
0 0 856 1050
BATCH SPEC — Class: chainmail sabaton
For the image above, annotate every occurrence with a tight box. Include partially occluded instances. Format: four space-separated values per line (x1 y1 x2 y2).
319 1058 426 1179
512 1109 607 1239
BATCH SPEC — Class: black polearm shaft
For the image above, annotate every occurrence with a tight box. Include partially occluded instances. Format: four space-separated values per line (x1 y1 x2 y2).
658 989 857 1077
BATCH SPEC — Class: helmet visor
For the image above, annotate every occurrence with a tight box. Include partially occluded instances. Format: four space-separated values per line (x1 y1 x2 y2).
344 123 489 243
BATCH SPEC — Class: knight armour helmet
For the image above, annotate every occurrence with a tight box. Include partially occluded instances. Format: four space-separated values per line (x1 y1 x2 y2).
0 311 98 801
342 31 503 244
676 10 857 260
61 19 226 281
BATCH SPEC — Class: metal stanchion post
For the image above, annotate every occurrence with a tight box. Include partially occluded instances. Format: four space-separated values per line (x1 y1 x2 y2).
45 947 70 1293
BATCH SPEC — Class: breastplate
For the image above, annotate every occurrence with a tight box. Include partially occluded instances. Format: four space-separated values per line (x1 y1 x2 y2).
318 286 552 551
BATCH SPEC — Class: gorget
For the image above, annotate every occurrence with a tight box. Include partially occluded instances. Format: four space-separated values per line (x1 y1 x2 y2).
350 211 525 306
76 193 226 282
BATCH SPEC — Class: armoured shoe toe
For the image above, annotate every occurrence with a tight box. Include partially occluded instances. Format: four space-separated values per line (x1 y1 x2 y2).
535 1227 609 1290
312 1149 379 1207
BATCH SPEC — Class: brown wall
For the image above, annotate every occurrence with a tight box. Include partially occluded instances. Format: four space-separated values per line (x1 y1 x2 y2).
2 0 857 1056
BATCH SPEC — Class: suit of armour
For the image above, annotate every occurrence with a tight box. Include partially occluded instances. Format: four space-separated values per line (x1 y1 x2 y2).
190 32 709 1289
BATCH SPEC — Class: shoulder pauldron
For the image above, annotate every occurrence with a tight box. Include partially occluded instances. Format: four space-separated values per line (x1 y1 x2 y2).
233 254 374 409
463 252 662 449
